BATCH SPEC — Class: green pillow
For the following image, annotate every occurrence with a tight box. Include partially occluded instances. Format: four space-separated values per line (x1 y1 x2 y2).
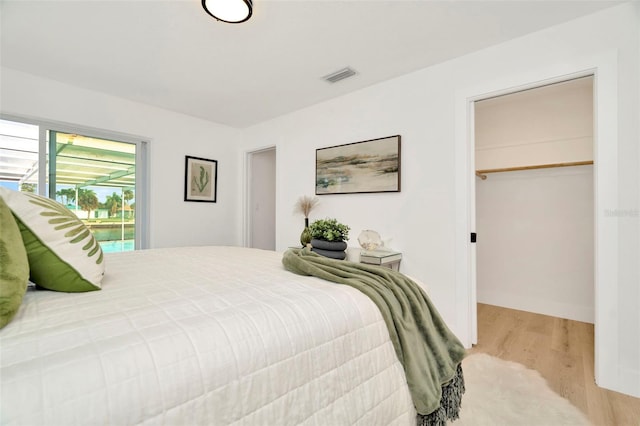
0 195 29 328
0 187 104 292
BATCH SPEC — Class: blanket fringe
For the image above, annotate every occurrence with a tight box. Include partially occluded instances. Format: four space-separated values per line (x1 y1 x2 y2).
417 363 465 426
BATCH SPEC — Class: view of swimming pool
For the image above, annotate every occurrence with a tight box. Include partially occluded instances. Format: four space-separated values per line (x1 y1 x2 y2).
99 239 134 253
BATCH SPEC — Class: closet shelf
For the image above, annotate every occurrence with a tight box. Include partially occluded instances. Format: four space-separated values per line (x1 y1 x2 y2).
475 160 593 180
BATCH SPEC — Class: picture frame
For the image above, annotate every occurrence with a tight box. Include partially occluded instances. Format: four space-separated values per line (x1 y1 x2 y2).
316 135 401 195
184 155 217 202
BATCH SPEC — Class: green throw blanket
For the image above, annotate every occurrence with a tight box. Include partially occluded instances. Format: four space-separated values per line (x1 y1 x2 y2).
282 248 466 426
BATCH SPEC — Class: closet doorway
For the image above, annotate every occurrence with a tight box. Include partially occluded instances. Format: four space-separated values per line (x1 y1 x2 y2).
474 76 595 323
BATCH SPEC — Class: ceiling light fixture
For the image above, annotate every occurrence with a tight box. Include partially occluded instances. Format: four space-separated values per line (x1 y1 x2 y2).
202 0 253 24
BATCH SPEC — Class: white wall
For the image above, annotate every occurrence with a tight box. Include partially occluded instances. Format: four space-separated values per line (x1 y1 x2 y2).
0 68 243 249
476 166 594 322
241 3 639 396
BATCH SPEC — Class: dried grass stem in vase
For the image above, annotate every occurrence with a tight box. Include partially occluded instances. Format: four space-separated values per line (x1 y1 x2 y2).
295 196 319 224
295 195 319 247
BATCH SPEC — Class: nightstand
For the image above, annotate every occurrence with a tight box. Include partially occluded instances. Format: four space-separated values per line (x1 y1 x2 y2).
360 250 402 271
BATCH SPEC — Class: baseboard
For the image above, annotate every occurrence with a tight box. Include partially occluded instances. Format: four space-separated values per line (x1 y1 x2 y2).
616 366 640 398
477 290 594 324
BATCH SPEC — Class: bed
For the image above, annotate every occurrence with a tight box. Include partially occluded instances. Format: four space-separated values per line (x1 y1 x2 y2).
0 187 465 425
1 245 448 425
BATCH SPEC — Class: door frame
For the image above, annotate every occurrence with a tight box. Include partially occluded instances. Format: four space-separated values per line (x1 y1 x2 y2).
454 51 619 389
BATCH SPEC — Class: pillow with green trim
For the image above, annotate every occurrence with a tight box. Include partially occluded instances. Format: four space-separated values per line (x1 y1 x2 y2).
0 195 29 328
0 187 104 292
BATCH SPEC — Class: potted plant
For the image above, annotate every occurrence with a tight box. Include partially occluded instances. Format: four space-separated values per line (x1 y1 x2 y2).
309 218 350 259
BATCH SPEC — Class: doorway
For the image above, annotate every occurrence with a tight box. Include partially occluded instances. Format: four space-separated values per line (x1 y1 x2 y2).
474 76 595 323
454 52 620 389
246 147 276 250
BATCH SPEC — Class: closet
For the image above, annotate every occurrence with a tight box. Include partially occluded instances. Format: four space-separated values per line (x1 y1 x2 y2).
474 76 594 324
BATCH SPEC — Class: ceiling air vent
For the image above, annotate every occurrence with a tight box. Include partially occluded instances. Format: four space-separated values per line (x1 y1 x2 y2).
323 67 357 83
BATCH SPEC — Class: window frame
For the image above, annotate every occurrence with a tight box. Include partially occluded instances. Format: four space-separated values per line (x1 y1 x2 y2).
0 113 150 249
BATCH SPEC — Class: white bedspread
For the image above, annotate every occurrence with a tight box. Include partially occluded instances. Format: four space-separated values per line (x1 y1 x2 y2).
1 246 417 425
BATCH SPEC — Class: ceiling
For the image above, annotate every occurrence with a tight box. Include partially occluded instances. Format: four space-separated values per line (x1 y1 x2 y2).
0 0 623 128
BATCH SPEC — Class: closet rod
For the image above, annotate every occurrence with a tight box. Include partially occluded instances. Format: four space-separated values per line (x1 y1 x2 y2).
475 160 593 180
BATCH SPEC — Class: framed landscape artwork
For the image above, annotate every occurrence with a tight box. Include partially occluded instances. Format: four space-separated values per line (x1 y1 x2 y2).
184 155 217 202
316 135 401 195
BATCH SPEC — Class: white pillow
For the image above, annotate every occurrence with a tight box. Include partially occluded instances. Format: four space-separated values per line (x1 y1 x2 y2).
0 187 104 292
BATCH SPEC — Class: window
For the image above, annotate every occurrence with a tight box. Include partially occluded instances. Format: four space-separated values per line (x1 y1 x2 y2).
0 117 148 252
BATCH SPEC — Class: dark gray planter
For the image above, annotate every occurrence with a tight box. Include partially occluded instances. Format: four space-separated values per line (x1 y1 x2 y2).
310 247 347 260
310 239 347 251
310 239 347 260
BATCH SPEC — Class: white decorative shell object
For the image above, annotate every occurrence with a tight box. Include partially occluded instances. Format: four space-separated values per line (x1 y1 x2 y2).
358 230 382 251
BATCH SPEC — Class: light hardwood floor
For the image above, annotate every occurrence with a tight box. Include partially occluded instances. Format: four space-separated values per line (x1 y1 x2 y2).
468 303 640 426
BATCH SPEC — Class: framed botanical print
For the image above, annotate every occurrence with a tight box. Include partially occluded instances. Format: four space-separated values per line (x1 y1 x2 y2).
184 155 217 202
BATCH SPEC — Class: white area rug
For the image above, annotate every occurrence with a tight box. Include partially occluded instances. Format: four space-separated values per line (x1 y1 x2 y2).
453 353 591 425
